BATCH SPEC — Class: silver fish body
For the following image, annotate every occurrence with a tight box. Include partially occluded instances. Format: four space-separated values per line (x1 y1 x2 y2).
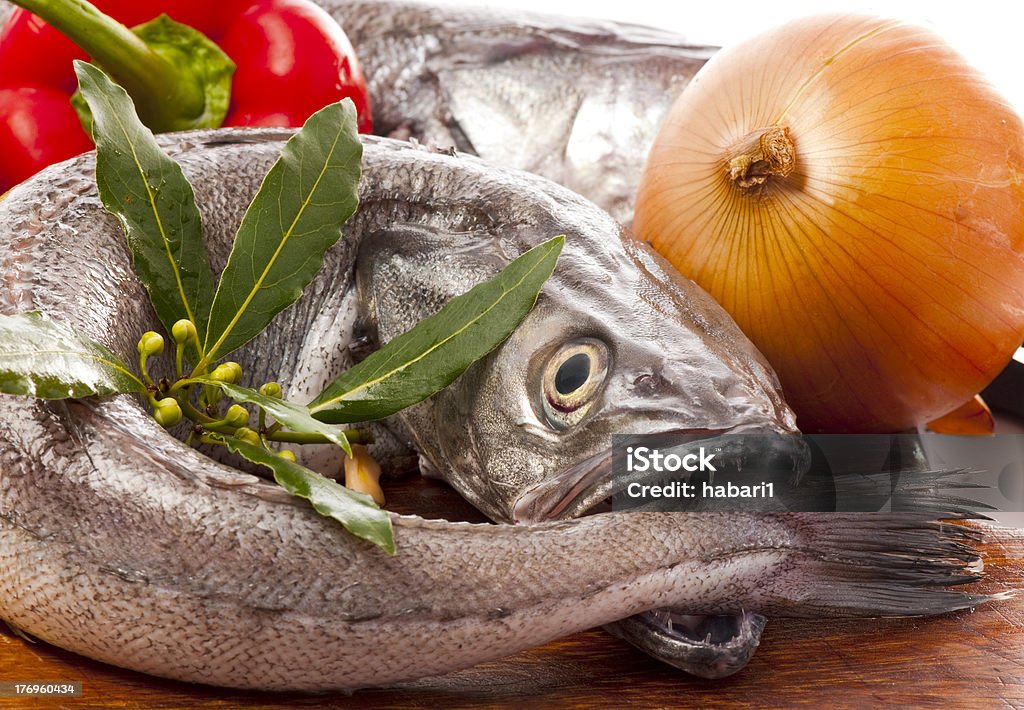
0 131 989 691
313 0 714 225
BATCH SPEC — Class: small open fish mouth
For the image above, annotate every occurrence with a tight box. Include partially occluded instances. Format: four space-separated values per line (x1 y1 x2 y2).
512 425 810 523
605 609 768 679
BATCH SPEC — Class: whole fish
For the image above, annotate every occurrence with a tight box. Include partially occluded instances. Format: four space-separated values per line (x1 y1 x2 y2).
308 1 767 676
0 131 990 691
310 0 713 225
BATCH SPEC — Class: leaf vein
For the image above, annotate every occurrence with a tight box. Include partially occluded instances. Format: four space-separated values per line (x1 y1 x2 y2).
204 129 345 361
108 105 198 329
311 247 553 411
0 349 144 388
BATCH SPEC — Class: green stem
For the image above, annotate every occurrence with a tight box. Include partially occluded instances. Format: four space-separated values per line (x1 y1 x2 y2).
180 398 214 425
198 433 225 448
200 379 222 409
11 0 205 129
204 421 240 435
138 351 153 386
198 410 240 434
175 342 185 379
345 429 372 445
190 356 211 378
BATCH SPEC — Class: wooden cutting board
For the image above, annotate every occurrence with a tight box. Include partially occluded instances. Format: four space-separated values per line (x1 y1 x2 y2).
2 476 1022 709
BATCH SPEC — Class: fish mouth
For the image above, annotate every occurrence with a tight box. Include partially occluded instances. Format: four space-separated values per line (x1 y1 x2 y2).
511 425 810 523
605 610 768 679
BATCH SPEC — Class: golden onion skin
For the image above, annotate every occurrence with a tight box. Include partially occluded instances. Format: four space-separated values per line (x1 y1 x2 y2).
635 14 1024 433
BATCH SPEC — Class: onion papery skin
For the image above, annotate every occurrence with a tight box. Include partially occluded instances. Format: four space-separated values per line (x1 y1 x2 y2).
634 14 1024 433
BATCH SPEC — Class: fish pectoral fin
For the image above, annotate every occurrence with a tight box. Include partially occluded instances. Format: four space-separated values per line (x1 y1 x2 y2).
436 59 581 174
417 453 444 480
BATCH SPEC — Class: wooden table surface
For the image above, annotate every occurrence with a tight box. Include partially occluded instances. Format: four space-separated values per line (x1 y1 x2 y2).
2 476 1023 709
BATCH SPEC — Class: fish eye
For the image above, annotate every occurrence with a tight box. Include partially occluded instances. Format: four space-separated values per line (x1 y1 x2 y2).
541 338 610 430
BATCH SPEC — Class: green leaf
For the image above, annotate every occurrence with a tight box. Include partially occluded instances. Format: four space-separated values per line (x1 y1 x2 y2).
0 312 146 399
192 379 352 456
201 101 362 368
219 435 395 554
309 235 565 423
72 15 236 135
74 61 216 350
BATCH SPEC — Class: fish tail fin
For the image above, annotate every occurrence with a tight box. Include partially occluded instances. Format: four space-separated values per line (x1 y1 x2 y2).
769 514 1005 617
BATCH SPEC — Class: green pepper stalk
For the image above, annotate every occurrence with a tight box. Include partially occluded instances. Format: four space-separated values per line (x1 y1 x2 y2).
9 0 232 132
0 0 373 193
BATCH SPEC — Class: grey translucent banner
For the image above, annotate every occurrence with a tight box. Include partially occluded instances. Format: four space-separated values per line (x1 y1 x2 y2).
609 432 1024 515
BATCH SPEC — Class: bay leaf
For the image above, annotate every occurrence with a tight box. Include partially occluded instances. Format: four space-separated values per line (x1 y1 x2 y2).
75 61 216 350
309 235 564 423
0 311 145 399
219 434 394 554
201 100 361 369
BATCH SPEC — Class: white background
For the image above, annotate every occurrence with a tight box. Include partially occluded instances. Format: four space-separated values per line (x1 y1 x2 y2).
444 0 1024 114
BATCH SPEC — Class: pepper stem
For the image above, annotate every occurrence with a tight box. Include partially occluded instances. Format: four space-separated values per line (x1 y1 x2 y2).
727 126 796 190
11 0 214 130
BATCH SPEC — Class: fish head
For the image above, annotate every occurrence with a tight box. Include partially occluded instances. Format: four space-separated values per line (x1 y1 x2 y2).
357 219 801 524
335 0 714 225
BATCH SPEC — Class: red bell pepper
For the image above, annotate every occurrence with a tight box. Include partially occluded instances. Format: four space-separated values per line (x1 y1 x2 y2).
0 0 372 194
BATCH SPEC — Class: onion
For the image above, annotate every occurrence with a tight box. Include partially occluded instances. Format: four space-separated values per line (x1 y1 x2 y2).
634 14 1024 433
